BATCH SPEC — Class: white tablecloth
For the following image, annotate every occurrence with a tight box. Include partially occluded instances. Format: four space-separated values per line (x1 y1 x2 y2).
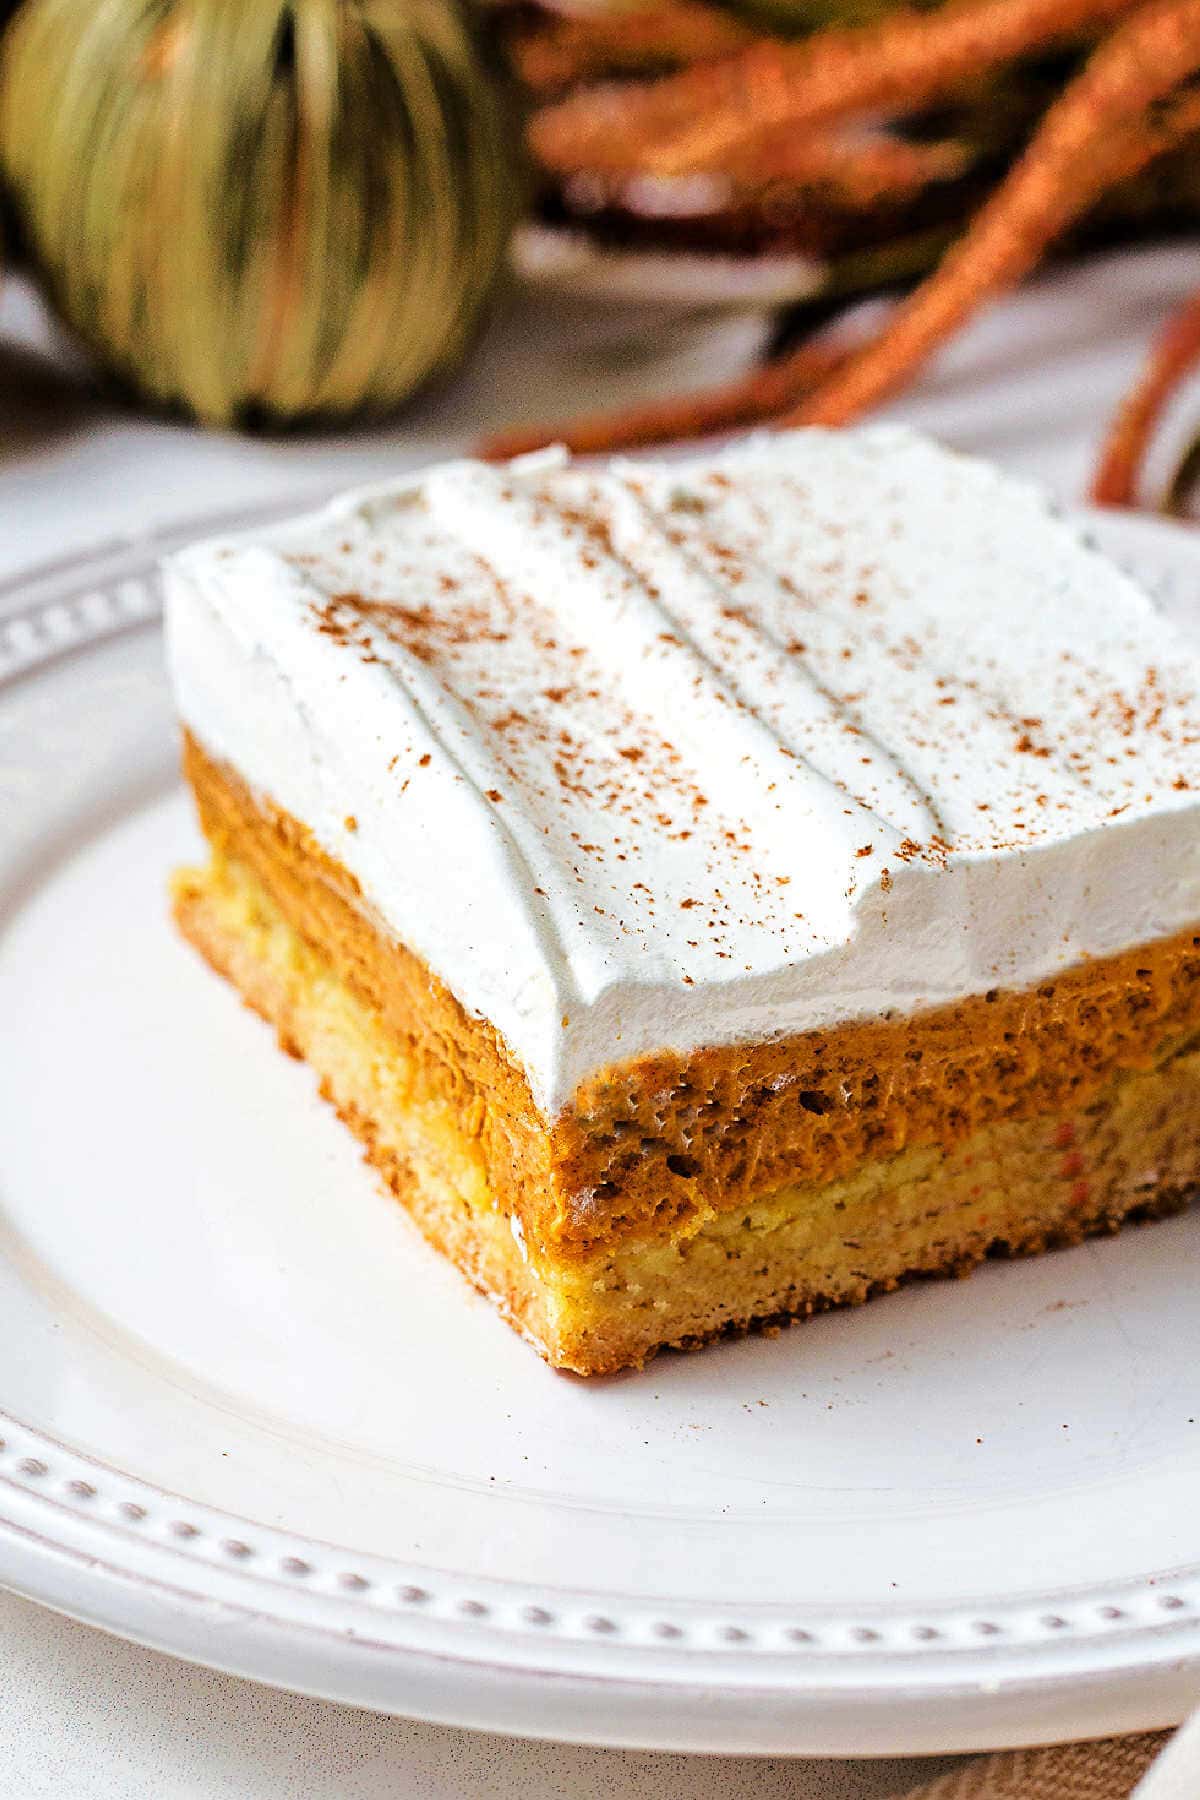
0 242 1196 1798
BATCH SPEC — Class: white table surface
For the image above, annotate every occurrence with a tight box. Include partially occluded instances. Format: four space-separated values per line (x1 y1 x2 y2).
0 242 1196 1798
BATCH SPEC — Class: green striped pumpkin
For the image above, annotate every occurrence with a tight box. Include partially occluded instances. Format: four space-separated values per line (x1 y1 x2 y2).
0 0 523 426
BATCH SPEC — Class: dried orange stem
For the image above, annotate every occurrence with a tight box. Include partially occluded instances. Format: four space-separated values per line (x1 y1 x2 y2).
790 0 1200 428
509 1 754 95
528 0 1139 178
1091 286 1200 507
478 337 859 462
720 129 972 205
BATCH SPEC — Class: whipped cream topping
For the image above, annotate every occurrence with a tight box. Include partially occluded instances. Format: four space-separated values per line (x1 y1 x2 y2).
164 427 1200 1116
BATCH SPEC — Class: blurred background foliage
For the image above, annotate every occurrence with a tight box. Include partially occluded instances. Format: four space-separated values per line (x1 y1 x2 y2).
0 0 1194 432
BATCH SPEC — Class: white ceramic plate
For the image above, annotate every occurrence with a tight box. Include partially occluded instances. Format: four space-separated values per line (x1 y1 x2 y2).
0 503 1199 1757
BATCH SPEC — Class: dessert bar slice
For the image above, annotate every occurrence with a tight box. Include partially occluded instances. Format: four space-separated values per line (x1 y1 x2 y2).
166 427 1200 1374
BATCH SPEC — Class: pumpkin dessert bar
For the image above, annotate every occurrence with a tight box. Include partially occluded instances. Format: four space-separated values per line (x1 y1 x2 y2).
165 428 1200 1374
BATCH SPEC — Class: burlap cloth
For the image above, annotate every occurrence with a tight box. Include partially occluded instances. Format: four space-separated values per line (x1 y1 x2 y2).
899 1712 1200 1799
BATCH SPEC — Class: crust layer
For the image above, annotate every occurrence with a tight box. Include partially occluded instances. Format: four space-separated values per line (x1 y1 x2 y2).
174 849 1200 1376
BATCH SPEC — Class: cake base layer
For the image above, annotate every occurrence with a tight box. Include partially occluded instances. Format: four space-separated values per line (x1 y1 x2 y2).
174 852 1200 1376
